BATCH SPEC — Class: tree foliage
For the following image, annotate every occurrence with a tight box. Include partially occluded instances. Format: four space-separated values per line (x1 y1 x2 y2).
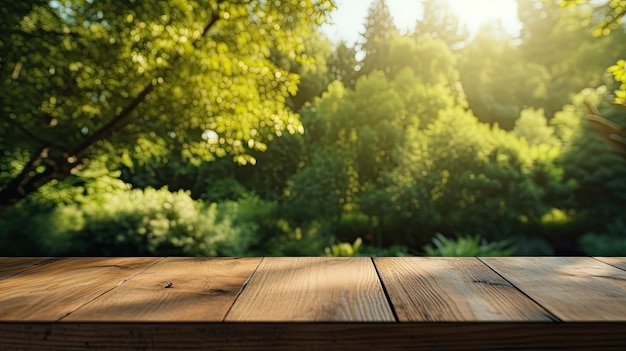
0 0 335 211
423 233 516 257
359 0 397 77
459 25 550 128
413 0 469 49
561 0 626 105
460 0 626 129
2 0 625 256
327 41 359 88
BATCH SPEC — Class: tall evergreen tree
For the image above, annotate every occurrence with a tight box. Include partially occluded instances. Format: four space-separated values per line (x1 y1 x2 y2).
359 0 397 77
414 0 469 49
327 41 359 89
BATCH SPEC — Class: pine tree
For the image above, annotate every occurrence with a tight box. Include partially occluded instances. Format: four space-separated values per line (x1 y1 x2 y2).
327 41 359 88
414 0 469 49
359 0 398 77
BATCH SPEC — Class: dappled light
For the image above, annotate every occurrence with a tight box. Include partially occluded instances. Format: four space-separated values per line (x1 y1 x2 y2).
1 0 625 257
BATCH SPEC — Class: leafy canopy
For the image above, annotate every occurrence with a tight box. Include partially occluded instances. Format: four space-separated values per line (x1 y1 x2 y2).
0 0 335 211
560 0 626 105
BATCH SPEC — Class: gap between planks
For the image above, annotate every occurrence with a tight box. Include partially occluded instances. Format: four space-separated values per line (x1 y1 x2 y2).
593 257 626 272
224 257 395 322
0 257 162 321
63 257 262 322
4 257 625 324
476 257 561 323
373 257 556 322
481 257 626 321
59 257 166 321
222 256 264 321
370 257 400 322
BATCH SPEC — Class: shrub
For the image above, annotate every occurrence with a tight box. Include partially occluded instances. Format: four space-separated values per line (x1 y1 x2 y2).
1 184 261 256
578 219 626 256
325 238 362 257
359 243 413 257
509 236 555 256
422 233 516 257
71 187 259 256
263 220 332 256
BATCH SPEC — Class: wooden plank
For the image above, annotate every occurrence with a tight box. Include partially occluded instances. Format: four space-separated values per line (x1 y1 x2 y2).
0 257 159 321
225 257 394 321
595 257 626 271
374 257 554 322
65 257 260 321
0 258 58 280
482 257 626 321
1 322 625 350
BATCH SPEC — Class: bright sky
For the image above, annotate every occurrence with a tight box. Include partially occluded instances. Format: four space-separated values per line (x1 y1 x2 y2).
321 0 522 45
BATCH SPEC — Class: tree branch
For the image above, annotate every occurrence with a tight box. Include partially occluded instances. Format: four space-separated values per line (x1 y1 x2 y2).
0 147 48 207
1 8 223 213
70 9 222 159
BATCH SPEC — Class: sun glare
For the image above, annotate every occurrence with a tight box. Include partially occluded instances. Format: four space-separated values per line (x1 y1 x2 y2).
447 0 519 32
323 0 521 46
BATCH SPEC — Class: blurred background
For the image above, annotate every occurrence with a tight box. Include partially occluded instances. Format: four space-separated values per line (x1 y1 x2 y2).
1 0 625 257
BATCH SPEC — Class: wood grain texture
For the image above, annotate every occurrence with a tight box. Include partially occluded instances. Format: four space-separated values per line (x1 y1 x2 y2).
595 257 626 271
64 257 260 321
0 258 58 280
482 257 626 321
225 257 394 321
0 257 158 321
375 257 555 322
1 322 625 351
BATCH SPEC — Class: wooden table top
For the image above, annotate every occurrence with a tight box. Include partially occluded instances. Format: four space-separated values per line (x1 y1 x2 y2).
1 257 625 350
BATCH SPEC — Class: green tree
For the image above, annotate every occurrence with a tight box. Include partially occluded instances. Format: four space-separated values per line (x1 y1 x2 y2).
359 0 397 77
0 0 335 212
298 34 469 246
327 41 359 88
390 107 563 243
413 0 469 49
459 24 550 129
389 34 461 87
518 0 626 115
513 108 557 146
281 150 349 226
270 30 333 111
556 90 626 226
561 0 626 106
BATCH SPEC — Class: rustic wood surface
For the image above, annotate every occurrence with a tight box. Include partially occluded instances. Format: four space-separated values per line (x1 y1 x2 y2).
0 258 58 280
65 257 260 321
374 257 556 321
1 257 625 350
225 257 394 321
594 257 626 271
0 257 159 321
1 322 625 351
481 257 626 321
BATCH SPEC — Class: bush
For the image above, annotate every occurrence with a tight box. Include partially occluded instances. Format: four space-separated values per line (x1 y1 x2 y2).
0 183 262 256
359 243 413 257
422 233 516 257
509 236 555 256
263 220 333 256
73 187 260 256
325 238 413 257
334 212 372 243
578 219 626 256
325 238 363 257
